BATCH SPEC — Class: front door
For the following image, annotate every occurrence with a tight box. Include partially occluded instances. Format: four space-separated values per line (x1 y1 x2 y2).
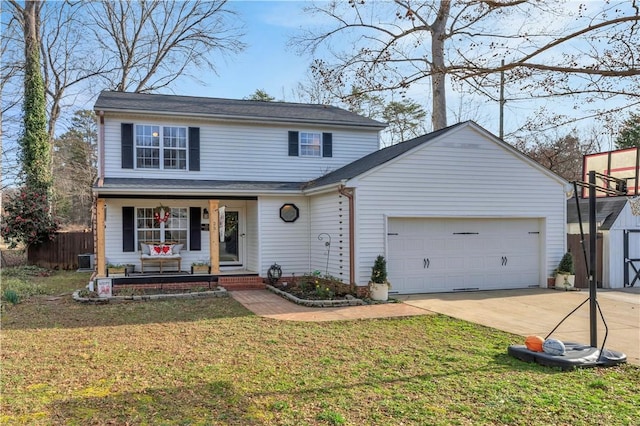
220 209 244 267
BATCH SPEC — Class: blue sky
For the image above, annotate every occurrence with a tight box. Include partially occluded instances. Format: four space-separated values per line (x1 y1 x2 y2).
177 1 311 101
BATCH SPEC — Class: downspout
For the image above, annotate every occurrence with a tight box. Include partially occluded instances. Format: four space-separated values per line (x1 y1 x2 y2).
338 184 355 290
98 111 105 187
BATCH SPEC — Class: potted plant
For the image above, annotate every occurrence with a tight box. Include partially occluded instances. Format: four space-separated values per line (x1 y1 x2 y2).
107 263 127 276
369 255 391 301
191 261 210 274
554 252 575 290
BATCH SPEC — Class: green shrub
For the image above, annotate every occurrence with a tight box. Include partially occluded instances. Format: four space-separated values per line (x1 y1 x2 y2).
1 276 46 299
2 289 20 305
0 186 59 248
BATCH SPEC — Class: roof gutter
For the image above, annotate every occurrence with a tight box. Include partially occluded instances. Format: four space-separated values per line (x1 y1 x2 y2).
338 183 356 289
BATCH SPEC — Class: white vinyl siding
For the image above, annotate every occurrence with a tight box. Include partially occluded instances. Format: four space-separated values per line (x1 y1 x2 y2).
351 125 566 288
309 191 350 283
258 196 310 277
102 114 379 181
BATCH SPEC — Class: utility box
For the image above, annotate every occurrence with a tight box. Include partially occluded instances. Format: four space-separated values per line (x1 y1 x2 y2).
78 254 95 271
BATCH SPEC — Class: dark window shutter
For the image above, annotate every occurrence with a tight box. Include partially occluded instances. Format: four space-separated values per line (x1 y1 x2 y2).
121 123 134 169
190 207 201 251
322 132 332 157
189 127 200 171
288 131 299 156
122 207 135 252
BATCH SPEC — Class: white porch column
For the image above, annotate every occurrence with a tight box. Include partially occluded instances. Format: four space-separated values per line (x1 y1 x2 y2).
209 199 220 273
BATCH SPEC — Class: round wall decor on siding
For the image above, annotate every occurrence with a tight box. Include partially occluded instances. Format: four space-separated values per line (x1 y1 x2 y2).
280 203 299 222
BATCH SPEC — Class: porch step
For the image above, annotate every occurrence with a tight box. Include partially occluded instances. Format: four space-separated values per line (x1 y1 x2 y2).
218 275 265 291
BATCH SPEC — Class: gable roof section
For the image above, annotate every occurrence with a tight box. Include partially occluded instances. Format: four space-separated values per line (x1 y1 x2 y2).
304 120 568 191
94 91 386 129
566 197 627 230
303 122 466 190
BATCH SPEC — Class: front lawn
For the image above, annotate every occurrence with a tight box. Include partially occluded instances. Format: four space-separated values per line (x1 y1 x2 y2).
1 268 639 425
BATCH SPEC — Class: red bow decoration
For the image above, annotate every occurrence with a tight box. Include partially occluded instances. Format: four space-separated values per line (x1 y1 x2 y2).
153 205 171 223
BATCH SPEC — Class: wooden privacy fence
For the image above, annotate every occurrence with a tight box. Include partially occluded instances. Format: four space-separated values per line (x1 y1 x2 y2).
28 231 94 270
567 233 603 289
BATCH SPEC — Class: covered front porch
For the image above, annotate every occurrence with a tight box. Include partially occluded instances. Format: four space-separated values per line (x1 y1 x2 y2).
94 196 260 279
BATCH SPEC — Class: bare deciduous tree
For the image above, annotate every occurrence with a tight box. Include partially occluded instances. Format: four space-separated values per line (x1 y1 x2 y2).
2 0 246 227
86 0 246 93
294 1 640 134
295 0 540 131
514 133 599 182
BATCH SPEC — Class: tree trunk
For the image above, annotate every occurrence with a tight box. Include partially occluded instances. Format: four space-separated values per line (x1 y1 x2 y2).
22 0 52 192
430 0 450 131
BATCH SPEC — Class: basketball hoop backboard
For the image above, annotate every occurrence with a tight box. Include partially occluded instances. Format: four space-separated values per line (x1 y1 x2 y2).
582 147 639 198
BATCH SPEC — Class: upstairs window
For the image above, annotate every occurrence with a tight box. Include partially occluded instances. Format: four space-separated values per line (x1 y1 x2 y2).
288 131 332 158
300 132 322 157
135 125 187 169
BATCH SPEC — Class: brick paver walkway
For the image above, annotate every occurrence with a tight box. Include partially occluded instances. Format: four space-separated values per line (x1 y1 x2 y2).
230 290 430 322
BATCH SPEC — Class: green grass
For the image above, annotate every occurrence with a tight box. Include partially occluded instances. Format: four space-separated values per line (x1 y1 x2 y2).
1 267 639 425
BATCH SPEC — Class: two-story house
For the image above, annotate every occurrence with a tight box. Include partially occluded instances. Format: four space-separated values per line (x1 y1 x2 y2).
93 91 568 294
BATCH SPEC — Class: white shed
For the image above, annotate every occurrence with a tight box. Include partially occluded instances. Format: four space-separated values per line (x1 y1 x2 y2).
568 197 640 289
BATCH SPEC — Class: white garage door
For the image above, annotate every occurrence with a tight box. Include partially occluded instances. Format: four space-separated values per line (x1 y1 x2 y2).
388 218 541 294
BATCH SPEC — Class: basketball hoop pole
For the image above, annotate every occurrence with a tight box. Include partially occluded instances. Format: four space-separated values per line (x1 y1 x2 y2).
573 171 629 348
588 171 598 347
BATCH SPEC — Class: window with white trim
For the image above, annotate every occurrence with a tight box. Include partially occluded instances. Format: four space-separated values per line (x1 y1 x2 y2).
135 125 187 169
300 132 322 157
136 207 188 245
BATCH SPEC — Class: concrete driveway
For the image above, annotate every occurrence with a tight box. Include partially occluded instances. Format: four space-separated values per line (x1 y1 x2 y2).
397 287 640 366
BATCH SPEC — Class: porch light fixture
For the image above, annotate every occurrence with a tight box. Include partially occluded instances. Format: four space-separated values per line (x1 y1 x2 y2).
279 203 299 223
203 208 209 219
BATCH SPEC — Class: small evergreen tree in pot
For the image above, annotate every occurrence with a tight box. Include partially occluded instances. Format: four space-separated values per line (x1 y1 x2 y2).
369 255 390 301
555 252 575 289
370 255 388 284
557 252 575 275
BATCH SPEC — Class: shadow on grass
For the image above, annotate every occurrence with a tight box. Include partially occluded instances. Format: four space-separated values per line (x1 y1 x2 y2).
46 380 253 425
492 351 567 374
44 360 573 425
1 295 254 330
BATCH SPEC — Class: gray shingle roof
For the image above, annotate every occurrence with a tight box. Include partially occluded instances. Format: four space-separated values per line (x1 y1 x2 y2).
97 178 305 194
94 91 386 129
566 197 627 230
303 122 467 189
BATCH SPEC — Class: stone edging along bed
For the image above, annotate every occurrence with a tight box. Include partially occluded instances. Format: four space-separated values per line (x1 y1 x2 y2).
72 285 366 307
266 284 365 307
72 287 229 304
